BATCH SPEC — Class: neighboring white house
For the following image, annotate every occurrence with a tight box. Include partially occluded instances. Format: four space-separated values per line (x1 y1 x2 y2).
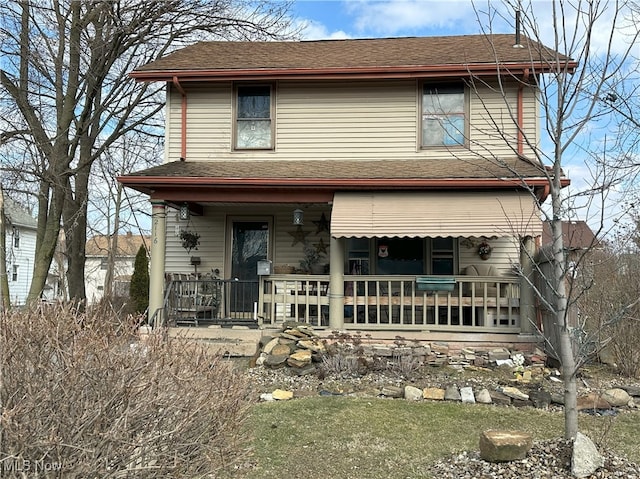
85 232 150 304
4 198 37 306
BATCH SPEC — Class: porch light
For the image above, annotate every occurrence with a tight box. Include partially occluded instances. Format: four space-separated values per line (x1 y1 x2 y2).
179 203 190 221
293 208 304 225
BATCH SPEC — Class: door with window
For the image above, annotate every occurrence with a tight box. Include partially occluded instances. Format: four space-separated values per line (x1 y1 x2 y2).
229 220 269 318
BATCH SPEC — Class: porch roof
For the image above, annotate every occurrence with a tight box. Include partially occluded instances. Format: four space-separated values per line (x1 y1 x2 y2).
118 157 565 202
331 191 543 238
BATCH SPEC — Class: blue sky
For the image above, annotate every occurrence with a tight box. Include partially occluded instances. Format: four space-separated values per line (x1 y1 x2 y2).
291 0 515 39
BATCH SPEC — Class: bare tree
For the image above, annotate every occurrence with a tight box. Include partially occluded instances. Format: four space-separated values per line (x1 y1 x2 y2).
0 0 295 304
470 0 639 438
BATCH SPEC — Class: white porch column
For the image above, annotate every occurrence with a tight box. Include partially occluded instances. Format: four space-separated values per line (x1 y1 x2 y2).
149 200 167 328
329 236 344 329
519 236 536 336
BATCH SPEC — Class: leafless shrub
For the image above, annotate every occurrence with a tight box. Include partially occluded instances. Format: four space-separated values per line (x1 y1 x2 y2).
388 354 421 379
320 354 361 378
573 246 640 378
0 303 253 478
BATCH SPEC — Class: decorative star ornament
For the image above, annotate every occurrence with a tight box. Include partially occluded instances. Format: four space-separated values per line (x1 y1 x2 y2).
314 237 328 254
312 212 330 234
288 225 310 246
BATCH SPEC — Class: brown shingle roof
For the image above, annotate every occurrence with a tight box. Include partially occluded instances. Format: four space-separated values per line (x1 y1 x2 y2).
122 157 546 181
133 35 574 80
86 233 150 257
542 221 599 250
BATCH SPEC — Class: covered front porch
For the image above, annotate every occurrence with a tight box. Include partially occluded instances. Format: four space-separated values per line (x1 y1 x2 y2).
136 189 543 345
159 260 538 338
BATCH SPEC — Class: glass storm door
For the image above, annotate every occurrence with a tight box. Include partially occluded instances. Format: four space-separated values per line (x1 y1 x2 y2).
230 220 269 316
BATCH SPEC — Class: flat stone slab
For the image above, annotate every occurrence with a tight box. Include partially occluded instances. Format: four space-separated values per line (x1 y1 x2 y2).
479 430 533 463
423 387 446 401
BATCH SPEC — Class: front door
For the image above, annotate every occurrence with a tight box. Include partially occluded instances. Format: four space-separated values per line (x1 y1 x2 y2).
229 220 269 317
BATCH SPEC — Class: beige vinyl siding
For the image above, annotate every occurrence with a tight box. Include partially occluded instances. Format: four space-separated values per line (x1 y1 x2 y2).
164 205 333 276
167 84 232 162
165 207 226 275
166 79 540 163
458 237 520 276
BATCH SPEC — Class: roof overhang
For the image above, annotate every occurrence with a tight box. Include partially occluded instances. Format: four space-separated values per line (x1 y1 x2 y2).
117 175 566 204
130 62 578 83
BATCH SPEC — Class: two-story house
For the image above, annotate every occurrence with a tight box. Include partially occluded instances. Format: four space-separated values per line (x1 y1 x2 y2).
4 197 37 306
119 35 575 348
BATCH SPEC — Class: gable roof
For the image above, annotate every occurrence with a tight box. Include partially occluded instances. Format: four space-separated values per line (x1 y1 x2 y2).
4 197 37 230
542 221 599 250
86 233 150 257
132 35 576 82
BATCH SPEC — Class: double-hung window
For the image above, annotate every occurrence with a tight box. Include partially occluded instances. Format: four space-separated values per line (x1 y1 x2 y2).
421 84 466 147
235 85 273 150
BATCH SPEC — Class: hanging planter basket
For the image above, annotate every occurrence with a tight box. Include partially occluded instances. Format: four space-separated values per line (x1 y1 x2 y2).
477 241 492 261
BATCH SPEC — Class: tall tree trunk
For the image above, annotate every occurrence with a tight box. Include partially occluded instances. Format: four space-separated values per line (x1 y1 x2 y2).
0 187 9 310
103 183 123 300
64 168 90 305
27 177 65 303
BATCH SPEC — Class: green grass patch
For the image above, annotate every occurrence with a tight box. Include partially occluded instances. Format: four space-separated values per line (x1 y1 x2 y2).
238 397 640 479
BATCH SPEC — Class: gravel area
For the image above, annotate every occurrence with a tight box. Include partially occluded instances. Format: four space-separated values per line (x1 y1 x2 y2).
424 439 640 478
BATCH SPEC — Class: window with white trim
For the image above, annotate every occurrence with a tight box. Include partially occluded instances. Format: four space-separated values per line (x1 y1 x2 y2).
421 84 466 147
12 265 18 282
235 85 273 149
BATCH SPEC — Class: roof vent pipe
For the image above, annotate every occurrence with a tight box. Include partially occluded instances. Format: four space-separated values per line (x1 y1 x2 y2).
514 10 524 48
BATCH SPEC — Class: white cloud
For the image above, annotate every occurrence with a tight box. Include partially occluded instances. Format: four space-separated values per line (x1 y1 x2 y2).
297 18 352 40
344 0 502 36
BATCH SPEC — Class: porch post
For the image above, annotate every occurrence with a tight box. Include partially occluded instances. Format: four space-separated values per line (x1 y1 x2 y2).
519 236 536 335
149 200 167 328
328 236 344 329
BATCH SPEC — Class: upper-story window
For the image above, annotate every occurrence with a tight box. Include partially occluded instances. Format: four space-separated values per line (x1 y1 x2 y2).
235 85 273 150
421 84 466 148
13 228 20 249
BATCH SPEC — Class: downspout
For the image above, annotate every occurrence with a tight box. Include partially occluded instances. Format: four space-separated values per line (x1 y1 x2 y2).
172 76 187 161
517 68 529 157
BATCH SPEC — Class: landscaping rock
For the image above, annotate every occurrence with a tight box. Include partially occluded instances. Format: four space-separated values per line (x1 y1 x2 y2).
576 392 611 411
601 388 631 407
262 337 280 354
460 386 475 403
271 343 293 357
444 385 461 401
621 385 640 397
499 386 529 401
572 432 604 478
381 386 404 398
272 389 294 400
529 388 552 409
479 430 533 462
488 348 511 362
475 388 492 404
264 353 289 368
404 385 423 401
423 387 446 401
489 390 512 406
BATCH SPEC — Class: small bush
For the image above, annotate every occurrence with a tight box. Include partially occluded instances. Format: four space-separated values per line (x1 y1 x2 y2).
0 303 253 478
129 245 149 315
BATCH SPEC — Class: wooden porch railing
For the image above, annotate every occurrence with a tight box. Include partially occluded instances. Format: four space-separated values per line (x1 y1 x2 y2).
259 274 521 332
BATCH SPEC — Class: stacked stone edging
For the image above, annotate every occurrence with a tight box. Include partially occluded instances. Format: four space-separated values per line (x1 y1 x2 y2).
252 323 640 413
